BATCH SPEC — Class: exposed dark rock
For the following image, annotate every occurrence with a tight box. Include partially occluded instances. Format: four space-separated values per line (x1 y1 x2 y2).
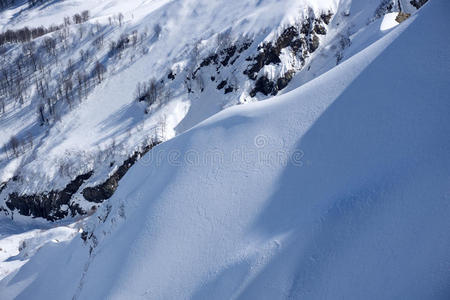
230 55 239 65
224 86 234 94
395 12 411 23
6 171 93 221
0 206 8 215
309 34 320 52
4 141 160 221
314 24 327 35
244 26 306 80
336 52 343 65
168 71 176 80
374 0 395 19
244 44 281 80
194 41 250 80
238 42 252 53
200 44 240 69
301 18 312 34
81 230 88 242
276 77 290 91
0 181 7 194
251 69 296 97
190 12 329 100
320 11 334 25
217 80 227 90
250 76 276 97
276 26 299 50
290 39 303 53
245 13 328 91
200 53 219 68
82 141 160 203
276 70 295 90
410 0 428 9
221 45 237 66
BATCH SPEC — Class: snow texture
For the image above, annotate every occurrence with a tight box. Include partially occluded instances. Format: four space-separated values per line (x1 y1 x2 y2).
1 0 449 299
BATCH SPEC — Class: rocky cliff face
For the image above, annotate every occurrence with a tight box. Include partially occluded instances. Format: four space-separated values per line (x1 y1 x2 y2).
6 172 93 221
2 141 160 221
246 12 332 97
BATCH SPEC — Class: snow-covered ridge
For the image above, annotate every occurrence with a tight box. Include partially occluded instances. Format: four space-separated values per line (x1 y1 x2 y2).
1 0 448 298
0 0 331 221
0 0 428 221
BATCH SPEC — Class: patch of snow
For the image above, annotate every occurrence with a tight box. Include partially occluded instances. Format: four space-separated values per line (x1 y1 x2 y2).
380 12 400 31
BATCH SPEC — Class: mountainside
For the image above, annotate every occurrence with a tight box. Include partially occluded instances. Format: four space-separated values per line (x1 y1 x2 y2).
0 0 341 221
1 0 448 299
0 0 425 222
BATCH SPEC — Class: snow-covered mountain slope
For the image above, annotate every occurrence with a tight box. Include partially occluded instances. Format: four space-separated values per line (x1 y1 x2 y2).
0 0 448 298
0 0 426 221
0 0 338 220
0 218 77 281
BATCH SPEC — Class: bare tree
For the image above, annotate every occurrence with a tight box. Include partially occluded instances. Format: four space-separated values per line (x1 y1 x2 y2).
131 30 138 47
164 87 171 103
35 78 46 99
25 132 33 150
135 78 161 107
81 10 90 22
9 136 20 157
148 78 159 106
118 13 124 27
73 13 82 24
93 34 104 49
76 71 88 100
79 49 85 62
64 77 73 107
22 41 37 71
94 61 106 83
78 25 84 39
67 58 74 74
43 37 56 56
196 73 204 92
37 102 46 124
64 16 71 27
153 24 162 39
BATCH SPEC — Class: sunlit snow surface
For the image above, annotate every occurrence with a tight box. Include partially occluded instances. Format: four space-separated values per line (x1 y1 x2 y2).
380 12 400 31
1 0 449 299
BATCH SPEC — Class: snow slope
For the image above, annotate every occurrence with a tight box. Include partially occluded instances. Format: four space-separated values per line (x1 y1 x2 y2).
1 0 346 219
0 0 421 222
1 0 448 299
0 219 77 281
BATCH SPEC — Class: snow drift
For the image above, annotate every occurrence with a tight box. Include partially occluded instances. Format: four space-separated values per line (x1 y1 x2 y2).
0 0 448 299
0 0 344 220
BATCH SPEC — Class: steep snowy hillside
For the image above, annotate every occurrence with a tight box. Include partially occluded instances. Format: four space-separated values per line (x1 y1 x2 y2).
0 0 339 220
1 0 448 299
0 0 427 221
